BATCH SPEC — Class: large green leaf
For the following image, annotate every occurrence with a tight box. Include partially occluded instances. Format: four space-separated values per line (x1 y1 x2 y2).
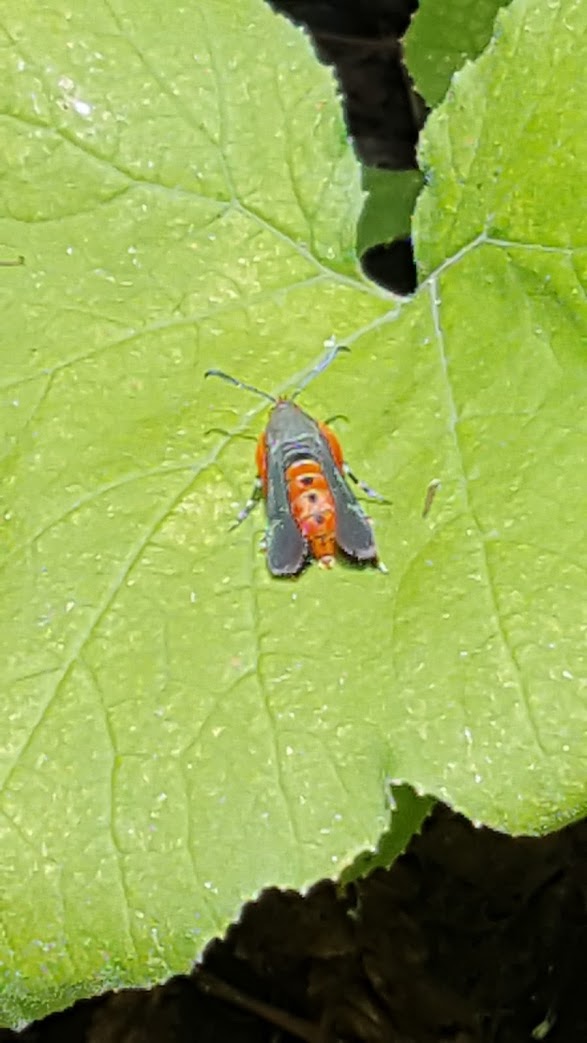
1 0 586 1024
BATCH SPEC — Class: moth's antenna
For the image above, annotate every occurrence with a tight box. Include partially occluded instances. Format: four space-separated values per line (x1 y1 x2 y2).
291 344 350 401
205 369 276 405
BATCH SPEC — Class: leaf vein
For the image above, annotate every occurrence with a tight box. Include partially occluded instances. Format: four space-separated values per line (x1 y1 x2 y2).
429 277 548 756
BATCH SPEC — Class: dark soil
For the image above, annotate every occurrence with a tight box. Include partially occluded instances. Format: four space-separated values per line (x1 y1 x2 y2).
6 2 585 1042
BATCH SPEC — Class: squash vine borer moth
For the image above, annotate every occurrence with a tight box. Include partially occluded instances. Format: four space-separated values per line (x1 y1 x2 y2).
205 345 386 577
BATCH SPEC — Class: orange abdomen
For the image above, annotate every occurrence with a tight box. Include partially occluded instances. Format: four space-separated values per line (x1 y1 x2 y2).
285 460 337 566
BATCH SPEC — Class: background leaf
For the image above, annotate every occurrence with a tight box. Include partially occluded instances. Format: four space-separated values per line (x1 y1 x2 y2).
341 784 435 883
404 0 512 107
356 167 424 256
1 0 586 1025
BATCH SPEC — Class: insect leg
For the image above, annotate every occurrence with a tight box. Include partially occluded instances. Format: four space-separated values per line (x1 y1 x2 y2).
205 427 257 443
229 478 263 530
343 463 388 503
322 413 349 427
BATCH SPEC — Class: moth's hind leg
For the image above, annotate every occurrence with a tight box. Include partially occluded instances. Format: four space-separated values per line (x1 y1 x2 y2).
343 464 388 503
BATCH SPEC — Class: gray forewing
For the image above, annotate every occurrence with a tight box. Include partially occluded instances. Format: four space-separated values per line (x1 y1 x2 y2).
265 438 308 575
318 442 377 560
